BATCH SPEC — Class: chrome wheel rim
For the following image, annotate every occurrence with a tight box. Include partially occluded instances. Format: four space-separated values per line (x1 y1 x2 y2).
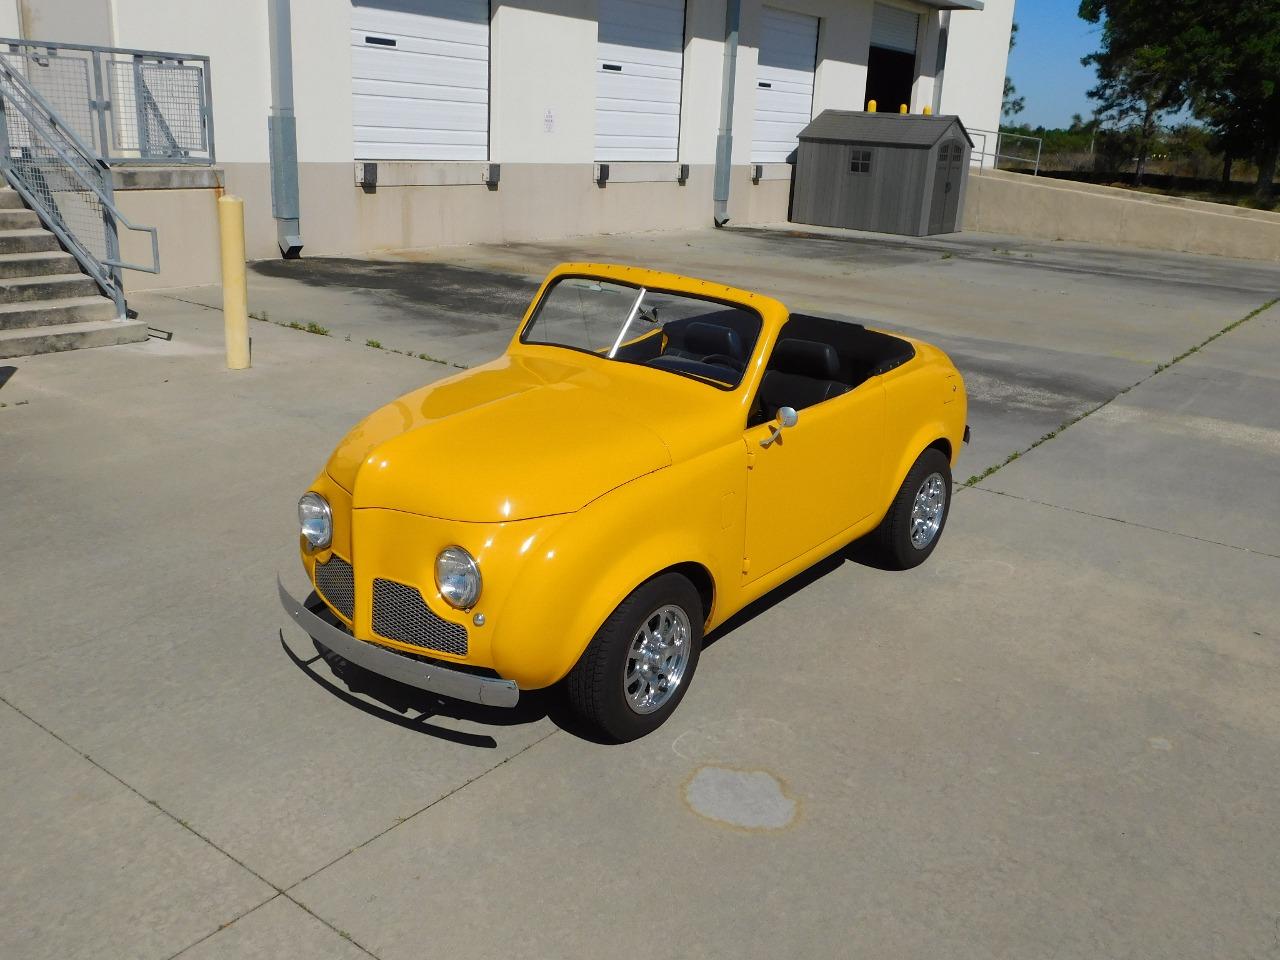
624 604 691 715
910 472 947 549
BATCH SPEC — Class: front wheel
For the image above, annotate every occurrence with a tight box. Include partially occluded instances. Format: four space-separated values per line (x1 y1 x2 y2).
874 447 953 570
565 573 703 742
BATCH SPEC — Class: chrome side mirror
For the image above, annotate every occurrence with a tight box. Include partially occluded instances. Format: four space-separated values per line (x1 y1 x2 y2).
760 407 798 448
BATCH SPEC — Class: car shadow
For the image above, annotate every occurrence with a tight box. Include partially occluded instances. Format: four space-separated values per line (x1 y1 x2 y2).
281 541 896 747
278 594 609 747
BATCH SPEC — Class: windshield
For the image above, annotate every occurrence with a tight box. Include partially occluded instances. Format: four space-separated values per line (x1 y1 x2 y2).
521 277 762 389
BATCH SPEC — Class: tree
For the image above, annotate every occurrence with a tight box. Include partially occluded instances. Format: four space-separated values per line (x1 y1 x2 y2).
1002 21 1025 121
1081 40 1183 185
1079 1 1280 199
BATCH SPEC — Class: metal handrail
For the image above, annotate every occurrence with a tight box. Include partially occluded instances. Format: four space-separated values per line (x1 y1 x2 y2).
0 58 159 317
0 36 215 165
969 127 1043 175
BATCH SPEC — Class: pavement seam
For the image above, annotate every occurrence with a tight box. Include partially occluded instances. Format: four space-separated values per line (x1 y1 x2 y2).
969 486 1280 561
283 726 560 896
964 296 1279 487
2 688 397 960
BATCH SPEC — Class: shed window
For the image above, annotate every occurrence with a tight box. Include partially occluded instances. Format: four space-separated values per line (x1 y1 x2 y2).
850 150 872 174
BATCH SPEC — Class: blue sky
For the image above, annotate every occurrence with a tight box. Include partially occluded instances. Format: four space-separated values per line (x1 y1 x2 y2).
1005 0 1105 129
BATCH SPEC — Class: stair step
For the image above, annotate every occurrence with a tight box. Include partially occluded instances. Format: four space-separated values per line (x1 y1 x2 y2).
0 228 60 255
0 250 80 278
0 317 149 358
0 272 99 304
0 295 118 331
0 208 40 229
0 189 27 210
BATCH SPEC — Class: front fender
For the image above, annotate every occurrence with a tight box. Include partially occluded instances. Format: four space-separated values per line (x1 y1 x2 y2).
489 450 739 689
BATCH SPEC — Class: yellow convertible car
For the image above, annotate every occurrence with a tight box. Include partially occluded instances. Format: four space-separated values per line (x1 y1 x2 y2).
279 264 968 741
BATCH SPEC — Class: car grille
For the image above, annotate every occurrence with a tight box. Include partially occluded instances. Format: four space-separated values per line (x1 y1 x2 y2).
372 578 469 657
314 555 354 620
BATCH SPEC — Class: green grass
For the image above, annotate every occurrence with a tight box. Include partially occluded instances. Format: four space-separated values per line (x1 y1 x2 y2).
365 339 382 349
304 322 329 336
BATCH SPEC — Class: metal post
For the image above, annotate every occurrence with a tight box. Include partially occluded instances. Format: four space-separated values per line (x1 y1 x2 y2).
712 0 741 227
218 195 251 369
267 0 302 257
89 49 111 159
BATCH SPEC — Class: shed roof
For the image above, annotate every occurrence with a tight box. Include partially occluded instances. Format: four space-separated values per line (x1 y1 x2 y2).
918 0 984 9
798 111 974 149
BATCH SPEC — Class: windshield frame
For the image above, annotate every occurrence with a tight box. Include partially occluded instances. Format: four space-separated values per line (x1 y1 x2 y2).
517 273 764 392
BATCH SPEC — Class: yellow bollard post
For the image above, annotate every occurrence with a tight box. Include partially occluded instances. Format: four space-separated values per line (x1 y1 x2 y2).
218 195 251 370
923 105 932 116
867 99 877 113
900 103 908 114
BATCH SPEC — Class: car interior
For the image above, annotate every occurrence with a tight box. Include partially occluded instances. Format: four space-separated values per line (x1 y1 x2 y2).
747 313 916 425
611 307 915 417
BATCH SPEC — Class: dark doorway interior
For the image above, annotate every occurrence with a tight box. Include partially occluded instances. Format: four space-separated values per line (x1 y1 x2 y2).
865 46 916 113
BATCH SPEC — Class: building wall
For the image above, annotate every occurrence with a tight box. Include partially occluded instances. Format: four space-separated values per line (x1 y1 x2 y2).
8 0 1010 287
937 0 1014 138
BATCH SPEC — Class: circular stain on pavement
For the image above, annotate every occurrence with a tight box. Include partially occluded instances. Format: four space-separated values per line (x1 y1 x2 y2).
684 766 797 830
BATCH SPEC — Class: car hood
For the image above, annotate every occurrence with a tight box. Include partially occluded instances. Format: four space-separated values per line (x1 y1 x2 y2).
326 356 674 521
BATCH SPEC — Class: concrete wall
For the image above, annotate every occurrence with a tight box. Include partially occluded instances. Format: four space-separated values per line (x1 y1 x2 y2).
964 170 1280 263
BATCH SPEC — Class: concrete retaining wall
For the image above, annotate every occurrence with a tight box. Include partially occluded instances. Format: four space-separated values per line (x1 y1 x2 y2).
964 169 1280 262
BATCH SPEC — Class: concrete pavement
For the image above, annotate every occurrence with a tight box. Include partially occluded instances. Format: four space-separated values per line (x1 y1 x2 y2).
1 227 1277 959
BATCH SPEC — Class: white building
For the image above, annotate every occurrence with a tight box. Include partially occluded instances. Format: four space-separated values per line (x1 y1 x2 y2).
0 0 1014 284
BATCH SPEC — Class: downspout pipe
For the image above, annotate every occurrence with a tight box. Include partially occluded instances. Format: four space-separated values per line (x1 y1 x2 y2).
712 0 741 227
268 0 303 257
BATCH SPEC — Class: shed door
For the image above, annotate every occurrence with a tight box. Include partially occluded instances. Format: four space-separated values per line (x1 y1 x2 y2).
596 0 686 161
752 7 818 163
930 141 963 234
351 0 491 161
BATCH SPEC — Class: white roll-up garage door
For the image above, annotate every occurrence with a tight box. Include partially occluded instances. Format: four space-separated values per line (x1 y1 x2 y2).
751 7 818 163
596 0 686 161
351 0 490 161
871 3 920 54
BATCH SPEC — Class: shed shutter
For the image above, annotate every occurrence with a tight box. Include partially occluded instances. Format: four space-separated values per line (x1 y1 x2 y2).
751 7 818 163
350 0 490 161
596 0 686 161
871 3 920 54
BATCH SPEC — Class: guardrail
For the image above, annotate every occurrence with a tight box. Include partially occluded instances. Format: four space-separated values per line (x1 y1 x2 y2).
0 37 214 165
969 127 1043 176
0 57 159 318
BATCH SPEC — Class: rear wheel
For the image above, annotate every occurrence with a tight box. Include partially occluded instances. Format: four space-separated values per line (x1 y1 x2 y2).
875 447 952 570
565 573 703 742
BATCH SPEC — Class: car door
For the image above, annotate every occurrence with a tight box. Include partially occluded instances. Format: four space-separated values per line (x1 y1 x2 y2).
742 380 886 583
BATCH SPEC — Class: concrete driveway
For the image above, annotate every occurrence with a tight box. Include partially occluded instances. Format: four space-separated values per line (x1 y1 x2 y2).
1 227 1277 959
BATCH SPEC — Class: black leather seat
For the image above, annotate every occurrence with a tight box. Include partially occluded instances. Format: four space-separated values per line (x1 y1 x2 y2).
667 321 745 367
756 338 850 421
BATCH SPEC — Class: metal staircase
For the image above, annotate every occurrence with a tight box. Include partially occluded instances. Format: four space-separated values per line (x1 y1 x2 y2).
0 38 212 358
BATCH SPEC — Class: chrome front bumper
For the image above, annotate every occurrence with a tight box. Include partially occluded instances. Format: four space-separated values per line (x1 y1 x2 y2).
277 576 520 708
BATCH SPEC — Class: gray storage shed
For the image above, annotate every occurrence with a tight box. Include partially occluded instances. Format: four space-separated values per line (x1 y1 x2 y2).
791 111 974 236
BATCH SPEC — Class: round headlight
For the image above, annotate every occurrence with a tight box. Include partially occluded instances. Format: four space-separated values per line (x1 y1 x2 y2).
436 546 481 609
298 493 332 550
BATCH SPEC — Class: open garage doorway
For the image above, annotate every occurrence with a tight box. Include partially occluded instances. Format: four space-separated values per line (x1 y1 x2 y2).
864 3 919 113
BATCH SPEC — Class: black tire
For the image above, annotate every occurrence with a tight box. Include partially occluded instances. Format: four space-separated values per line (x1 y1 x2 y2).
875 447 953 570
565 573 703 743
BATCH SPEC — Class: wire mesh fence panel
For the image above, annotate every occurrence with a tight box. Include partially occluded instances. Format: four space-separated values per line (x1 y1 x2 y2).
0 39 213 164
106 60 208 158
0 61 114 284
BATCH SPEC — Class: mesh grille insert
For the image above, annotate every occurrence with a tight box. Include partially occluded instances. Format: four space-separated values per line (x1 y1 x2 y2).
372 578 468 657
314 555 354 621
